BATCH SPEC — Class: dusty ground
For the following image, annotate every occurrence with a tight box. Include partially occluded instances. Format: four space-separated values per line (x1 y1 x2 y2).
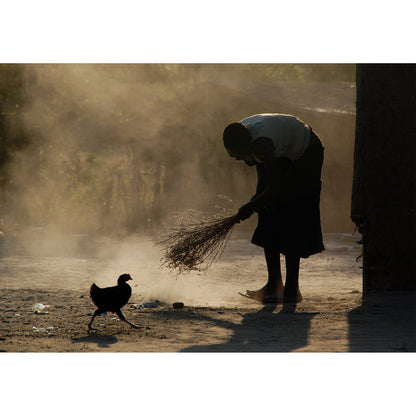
0 233 415 352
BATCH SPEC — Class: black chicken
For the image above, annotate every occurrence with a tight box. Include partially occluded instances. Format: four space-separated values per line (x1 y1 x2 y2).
88 273 140 330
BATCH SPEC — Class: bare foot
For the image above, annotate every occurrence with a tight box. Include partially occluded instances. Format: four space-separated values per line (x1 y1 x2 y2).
283 289 303 303
246 284 284 303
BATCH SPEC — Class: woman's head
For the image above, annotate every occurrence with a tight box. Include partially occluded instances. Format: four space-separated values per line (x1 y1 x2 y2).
223 122 255 165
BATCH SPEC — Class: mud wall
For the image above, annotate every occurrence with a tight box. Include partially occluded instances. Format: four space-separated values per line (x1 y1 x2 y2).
352 64 416 292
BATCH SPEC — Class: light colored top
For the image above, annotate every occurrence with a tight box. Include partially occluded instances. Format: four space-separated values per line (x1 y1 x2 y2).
241 113 311 161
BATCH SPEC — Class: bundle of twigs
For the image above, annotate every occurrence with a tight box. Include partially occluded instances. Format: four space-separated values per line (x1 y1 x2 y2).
157 209 238 274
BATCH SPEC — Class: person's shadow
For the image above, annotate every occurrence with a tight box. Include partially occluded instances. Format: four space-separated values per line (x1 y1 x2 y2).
180 303 317 352
348 291 416 352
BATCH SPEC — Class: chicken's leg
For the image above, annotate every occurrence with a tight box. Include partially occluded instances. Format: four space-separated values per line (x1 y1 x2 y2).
88 309 103 330
116 310 141 329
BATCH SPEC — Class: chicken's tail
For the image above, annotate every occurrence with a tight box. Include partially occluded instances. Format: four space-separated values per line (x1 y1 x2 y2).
90 283 100 304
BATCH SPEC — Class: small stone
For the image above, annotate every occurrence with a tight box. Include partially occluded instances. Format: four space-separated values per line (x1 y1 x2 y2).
143 301 158 308
173 302 184 309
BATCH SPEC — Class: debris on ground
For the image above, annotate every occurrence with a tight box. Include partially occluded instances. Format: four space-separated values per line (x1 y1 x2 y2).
32 303 51 314
32 326 54 333
132 301 159 309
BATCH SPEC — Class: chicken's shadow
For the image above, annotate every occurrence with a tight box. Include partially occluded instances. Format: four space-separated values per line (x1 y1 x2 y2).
72 333 118 348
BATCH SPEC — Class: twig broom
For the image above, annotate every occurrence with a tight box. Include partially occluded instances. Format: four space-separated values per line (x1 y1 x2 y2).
157 209 239 274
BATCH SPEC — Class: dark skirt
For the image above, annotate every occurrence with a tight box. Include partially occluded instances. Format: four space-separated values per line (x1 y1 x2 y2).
251 129 325 258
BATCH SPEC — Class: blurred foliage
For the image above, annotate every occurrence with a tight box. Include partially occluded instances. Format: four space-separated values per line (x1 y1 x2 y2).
0 64 30 188
141 63 356 83
0 64 355 235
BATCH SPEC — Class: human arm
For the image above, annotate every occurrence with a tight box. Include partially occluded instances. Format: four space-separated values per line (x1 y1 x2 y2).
237 137 293 221
236 156 294 222
246 157 293 211
235 163 270 221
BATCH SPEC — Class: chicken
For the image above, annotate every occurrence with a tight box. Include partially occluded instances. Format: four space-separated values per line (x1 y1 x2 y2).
88 273 140 330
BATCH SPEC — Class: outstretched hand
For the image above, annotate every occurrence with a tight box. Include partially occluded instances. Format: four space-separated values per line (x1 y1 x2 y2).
236 202 254 223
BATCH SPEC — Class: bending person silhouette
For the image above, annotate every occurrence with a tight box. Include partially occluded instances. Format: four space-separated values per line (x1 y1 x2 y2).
223 113 324 303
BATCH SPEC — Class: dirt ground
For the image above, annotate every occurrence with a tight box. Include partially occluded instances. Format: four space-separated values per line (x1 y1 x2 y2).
1 233 415 352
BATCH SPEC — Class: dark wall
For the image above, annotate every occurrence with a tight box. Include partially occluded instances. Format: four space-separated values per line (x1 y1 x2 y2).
352 64 416 293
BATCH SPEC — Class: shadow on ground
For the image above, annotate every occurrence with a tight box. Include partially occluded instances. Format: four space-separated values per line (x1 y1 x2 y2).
348 291 416 352
72 333 119 349
177 303 317 352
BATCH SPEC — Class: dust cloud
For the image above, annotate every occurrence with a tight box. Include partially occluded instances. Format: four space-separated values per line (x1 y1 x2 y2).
7 66 198 232
0 64 357 299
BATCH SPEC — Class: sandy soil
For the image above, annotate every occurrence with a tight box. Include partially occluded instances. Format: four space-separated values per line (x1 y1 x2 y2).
1 233 415 352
